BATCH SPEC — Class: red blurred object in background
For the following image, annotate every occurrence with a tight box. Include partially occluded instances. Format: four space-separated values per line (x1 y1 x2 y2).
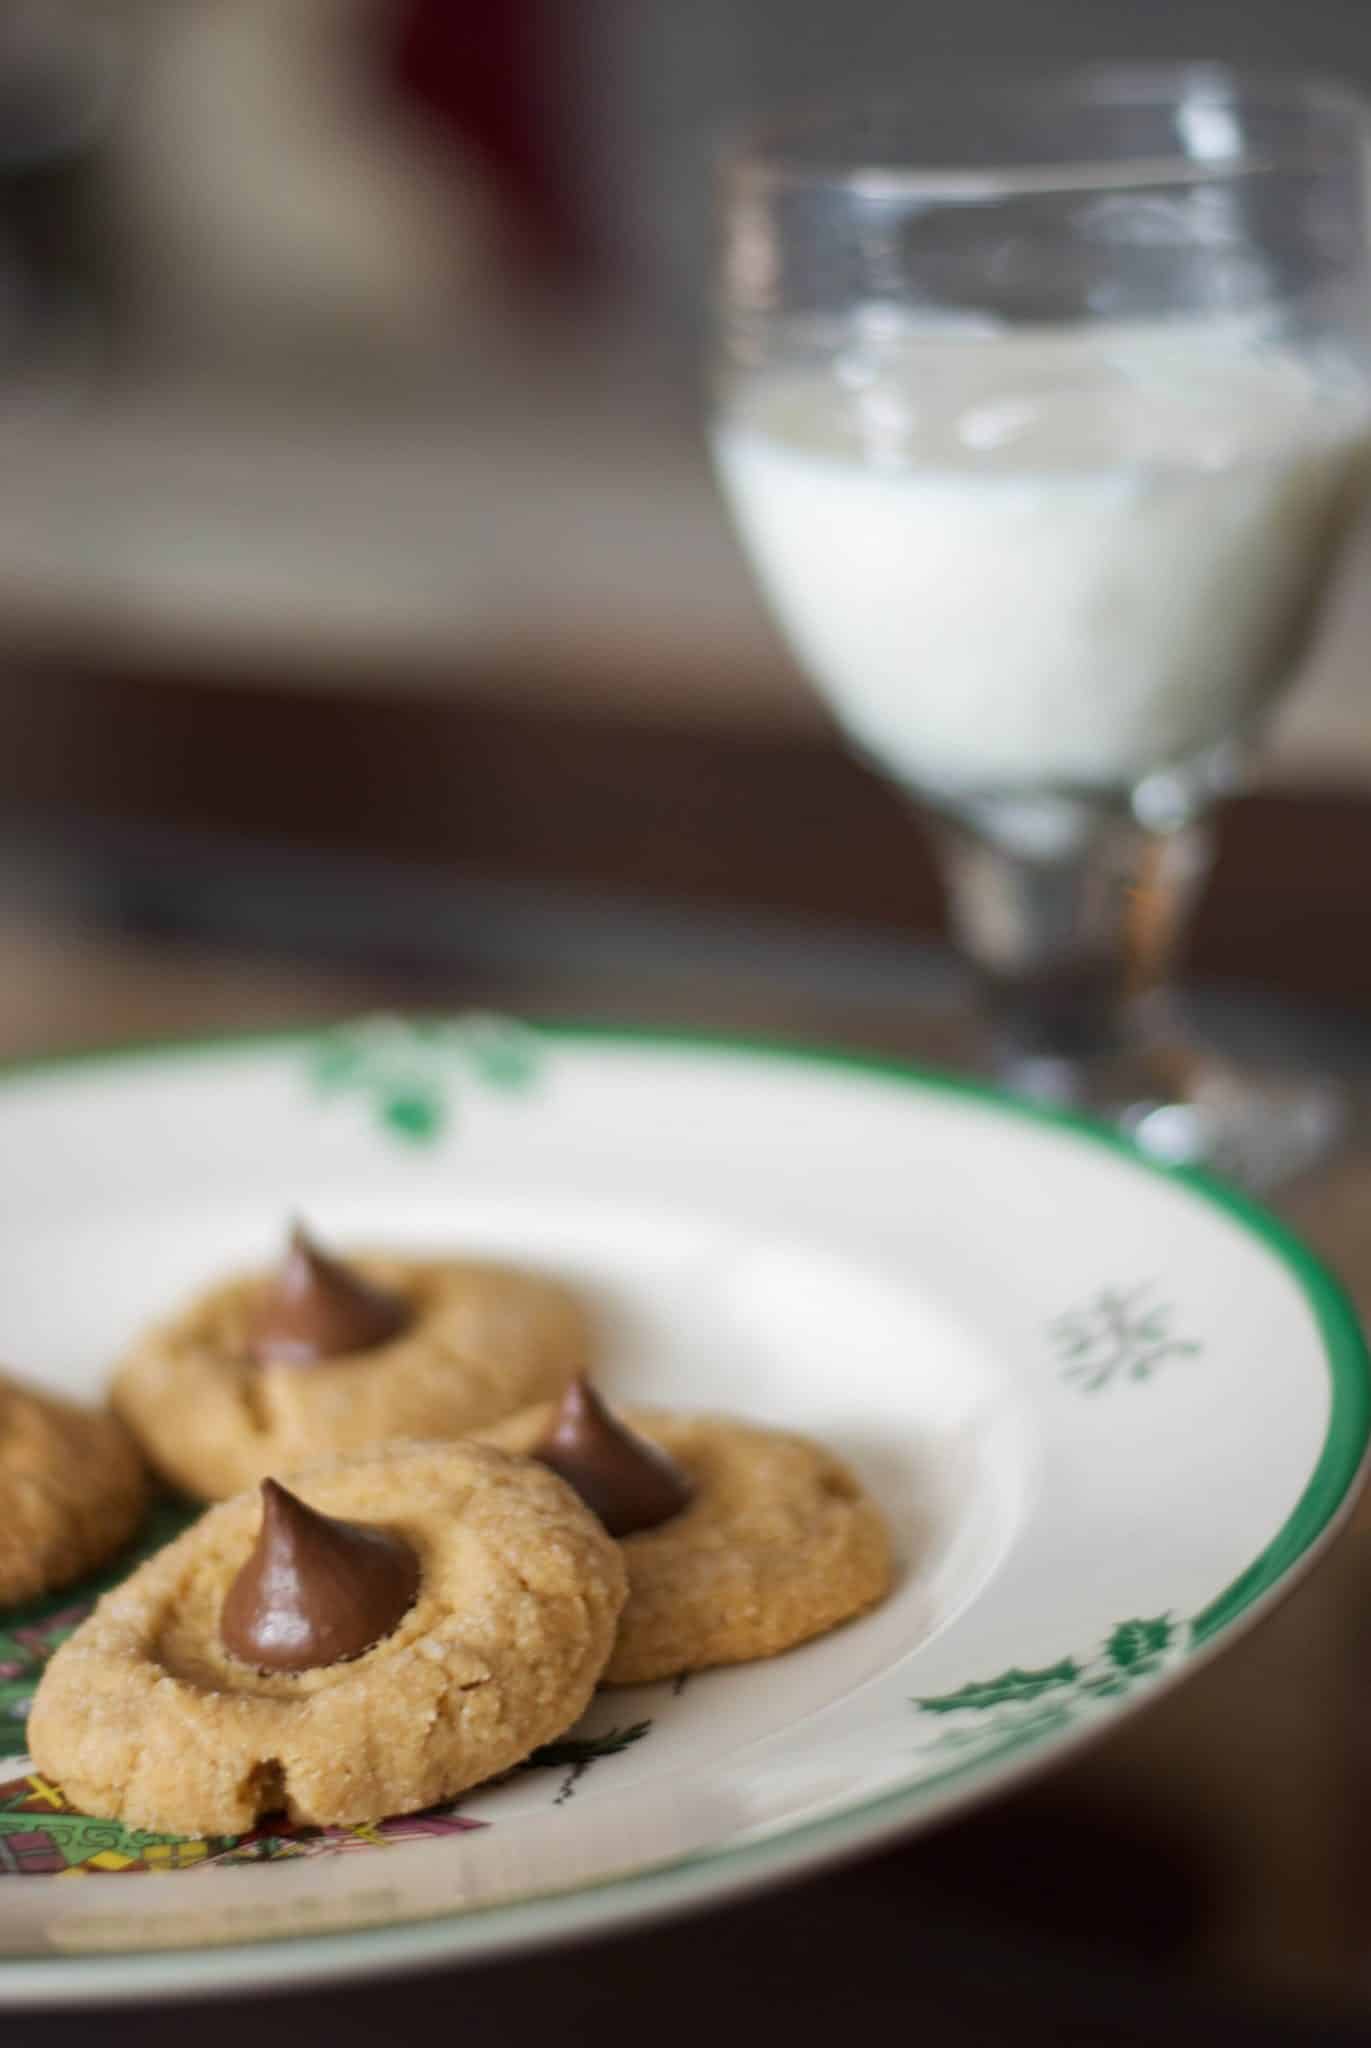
389 0 586 281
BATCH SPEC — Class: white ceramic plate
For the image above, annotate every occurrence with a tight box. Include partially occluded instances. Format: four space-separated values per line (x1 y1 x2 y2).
0 1017 1366 2008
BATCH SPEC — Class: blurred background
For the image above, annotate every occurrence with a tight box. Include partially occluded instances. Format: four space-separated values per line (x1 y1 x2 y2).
3 0 1371 1051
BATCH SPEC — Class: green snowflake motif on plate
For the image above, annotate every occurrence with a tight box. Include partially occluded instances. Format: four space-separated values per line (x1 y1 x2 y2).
1050 1284 1201 1393
307 1012 544 1144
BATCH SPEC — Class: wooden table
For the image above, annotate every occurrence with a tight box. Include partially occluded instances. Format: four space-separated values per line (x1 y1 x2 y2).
6 681 1371 2041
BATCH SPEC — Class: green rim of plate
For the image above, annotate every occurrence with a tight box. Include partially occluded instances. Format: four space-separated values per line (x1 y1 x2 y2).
0 1017 1366 1996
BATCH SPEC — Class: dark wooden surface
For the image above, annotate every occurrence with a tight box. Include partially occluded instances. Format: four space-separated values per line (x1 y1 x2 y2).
5 659 1371 1009
7 665 1371 2041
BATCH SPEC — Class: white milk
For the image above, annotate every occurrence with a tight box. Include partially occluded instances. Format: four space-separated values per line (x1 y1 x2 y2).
715 327 1369 794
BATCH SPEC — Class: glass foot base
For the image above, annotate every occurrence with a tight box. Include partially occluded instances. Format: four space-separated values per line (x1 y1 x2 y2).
1002 1044 1345 1193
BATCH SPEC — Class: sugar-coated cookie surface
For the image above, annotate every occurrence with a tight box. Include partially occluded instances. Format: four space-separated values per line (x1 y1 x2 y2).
111 1256 592 1500
0 1372 147 1606
481 1406 893 1683
28 1440 627 1834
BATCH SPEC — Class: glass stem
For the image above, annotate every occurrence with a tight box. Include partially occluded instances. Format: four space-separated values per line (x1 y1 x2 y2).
928 806 1214 1111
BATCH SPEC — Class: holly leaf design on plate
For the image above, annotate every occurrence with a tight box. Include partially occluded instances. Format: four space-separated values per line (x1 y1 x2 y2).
1104 1616 1174 1672
915 1660 1082 1714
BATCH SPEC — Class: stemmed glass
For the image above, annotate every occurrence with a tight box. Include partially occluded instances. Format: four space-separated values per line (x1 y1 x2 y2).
712 68 1371 1186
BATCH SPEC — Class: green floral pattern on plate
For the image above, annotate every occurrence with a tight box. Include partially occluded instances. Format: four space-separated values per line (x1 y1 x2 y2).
307 1013 543 1144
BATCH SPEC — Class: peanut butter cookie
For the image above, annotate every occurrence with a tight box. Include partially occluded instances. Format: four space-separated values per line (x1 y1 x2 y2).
482 1390 893 1684
112 1227 592 1500
29 1440 627 1834
0 1371 147 1606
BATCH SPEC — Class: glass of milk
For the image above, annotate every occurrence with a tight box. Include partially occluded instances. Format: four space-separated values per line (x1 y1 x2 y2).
713 68 1371 1184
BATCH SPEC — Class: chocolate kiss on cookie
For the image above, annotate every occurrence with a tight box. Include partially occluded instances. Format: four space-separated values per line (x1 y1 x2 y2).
534 1377 693 1538
221 1478 421 1672
246 1222 410 1366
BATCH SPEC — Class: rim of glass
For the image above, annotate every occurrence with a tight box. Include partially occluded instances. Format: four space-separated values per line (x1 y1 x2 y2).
723 64 1371 201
